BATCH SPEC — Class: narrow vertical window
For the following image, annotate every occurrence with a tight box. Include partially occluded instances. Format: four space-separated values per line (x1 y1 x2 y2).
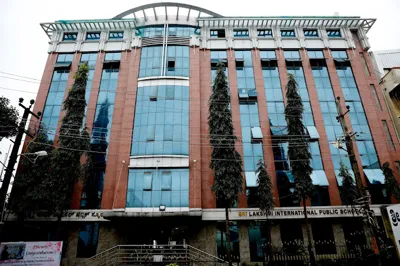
395 161 400 175
360 53 370 76
370 84 382 111
382 120 395 150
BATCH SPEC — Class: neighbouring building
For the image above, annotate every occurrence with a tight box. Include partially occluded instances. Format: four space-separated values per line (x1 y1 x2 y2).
369 49 400 79
5 3 400 265
379 68 400 142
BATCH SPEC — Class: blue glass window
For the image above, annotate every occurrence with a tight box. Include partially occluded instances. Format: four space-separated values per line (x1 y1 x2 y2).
211 51 228 89
308 50 324 59
80 53 98 126
139 46 189 78
136 26 165 37
109 31 124 39
332 51 348 59
312 62 351 172
281 30 295 37
127 169 189 207
57 54 74 63
304 29 318 37
257 29 272 37
41 69 70 141
168 26 200 37
233 29 249 38
235 50 255 94
260 50 276 60
166 46 190 77
104 52 121 62
81 61 119 209
63 32 77 41
287 65 314 126
131 85 189 156
284 51 301 60
77 223 99 258
327 29 341 38
86 32 101 40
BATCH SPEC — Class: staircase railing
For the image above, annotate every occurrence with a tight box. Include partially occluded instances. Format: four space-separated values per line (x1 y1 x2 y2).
77 244 228 266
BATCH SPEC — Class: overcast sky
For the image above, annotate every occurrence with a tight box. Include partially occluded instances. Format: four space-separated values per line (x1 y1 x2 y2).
0 0 399 167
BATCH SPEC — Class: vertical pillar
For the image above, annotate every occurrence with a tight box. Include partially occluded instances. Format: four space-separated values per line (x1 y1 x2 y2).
199 49 215 208
251 49 280 206
189 47 202 209
300 49 341 205
227 49 246 208
101 51 130 209
113 48 141 209
239 221 251 263
332 223 347 254
271 223 282 251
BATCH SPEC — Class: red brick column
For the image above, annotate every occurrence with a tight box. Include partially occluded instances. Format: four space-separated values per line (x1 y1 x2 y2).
70 52 105 209
251 49 279 206
300 49 341 205
324 49 368 187
25 53 58 147
199 50 215 208
54 52 82 145
189 47 202 209
112 49 141 209
227 49 246 208
101 51 131 209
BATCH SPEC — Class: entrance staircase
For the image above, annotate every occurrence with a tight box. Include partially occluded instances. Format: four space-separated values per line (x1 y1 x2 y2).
77 245 227 266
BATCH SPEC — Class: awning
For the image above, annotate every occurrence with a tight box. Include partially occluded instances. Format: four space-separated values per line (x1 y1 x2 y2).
251 127 263 139
307 126 320 140
334 169 355 186
364 169 385 184
54 62 71 68
285 58 301 62
246 172 258 187
311 170 329 186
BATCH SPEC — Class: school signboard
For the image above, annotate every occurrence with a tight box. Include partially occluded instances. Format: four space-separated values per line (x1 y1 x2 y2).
0 242 62 265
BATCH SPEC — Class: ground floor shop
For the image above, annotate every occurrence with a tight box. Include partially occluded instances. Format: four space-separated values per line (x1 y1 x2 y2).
1 206 398 265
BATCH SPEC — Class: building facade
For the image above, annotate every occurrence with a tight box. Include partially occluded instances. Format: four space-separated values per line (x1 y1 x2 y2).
7 3 400 265
369 49 400 79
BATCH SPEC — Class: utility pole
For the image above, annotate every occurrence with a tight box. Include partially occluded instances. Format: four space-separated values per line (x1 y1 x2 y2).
335 96 381 257
0 98 40 226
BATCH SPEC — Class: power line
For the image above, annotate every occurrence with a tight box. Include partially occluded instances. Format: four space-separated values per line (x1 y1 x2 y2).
0 71 41 82
0 86 38 95
0 76 41 84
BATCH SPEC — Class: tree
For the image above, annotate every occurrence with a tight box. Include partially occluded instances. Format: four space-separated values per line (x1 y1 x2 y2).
284 74 316 265
382 162 400 201
8 127 54 219
256 159 274 264
48 63 91 234
209 62 243 266
339 161 359 206
0 96 19 140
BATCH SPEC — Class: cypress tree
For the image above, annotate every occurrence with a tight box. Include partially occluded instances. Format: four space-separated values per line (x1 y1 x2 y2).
339 161 359 206
209 62 243 266
382 162 400 201
284 74 315 265
256 159 274 263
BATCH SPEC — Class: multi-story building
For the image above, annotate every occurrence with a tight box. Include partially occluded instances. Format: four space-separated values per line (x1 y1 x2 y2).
6 2 400 265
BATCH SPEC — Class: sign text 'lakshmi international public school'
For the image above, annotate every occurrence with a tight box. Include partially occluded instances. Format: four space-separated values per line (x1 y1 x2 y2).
239 208 362 218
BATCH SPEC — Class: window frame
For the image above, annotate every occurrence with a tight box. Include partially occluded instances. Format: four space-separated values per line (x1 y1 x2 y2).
280 29 296 38
62 32 78 41
210 29 226 38
303 29 319 37
85 32 101 41
257 29 273 38
327 29 341 38
233 29 249 38
108 31 124 40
